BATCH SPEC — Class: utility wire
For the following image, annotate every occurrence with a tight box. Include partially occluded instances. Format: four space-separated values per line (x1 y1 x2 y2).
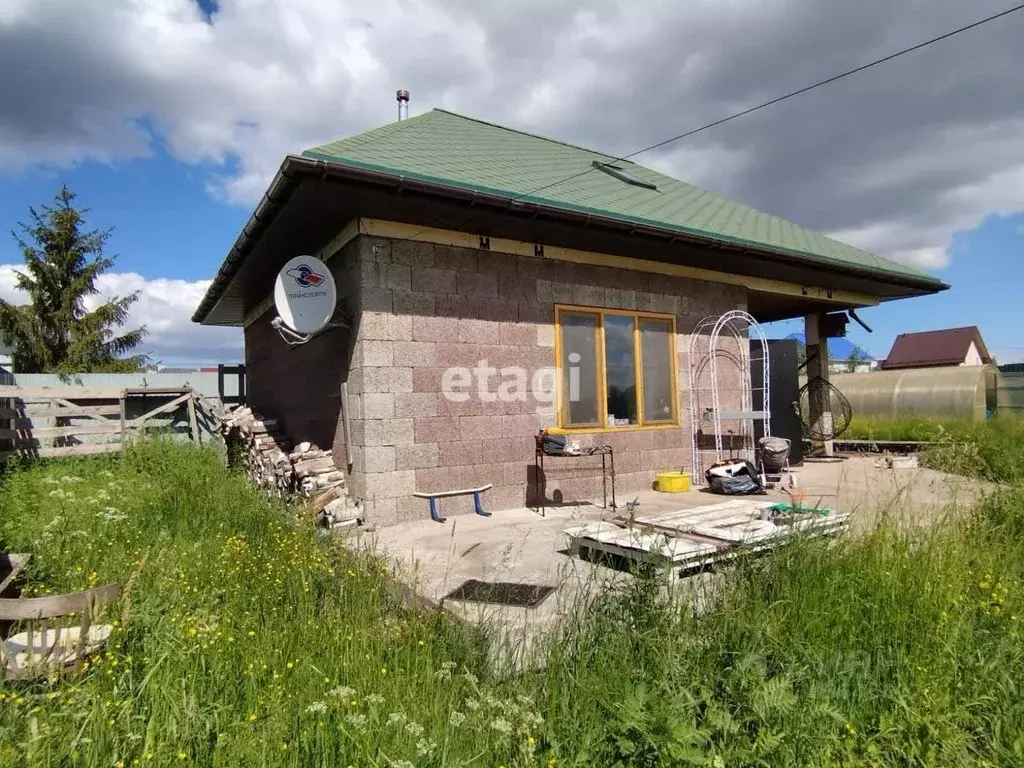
398 2 1024 242
523 2 1024 201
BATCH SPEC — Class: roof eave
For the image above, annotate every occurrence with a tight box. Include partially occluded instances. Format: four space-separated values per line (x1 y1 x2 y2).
191 157 305 324
193 155 949 324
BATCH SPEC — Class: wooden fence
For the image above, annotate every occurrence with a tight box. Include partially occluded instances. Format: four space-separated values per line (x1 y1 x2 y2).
0 386 221 461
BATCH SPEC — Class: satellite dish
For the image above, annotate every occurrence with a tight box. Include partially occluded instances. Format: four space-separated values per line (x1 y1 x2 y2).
273 255 337 335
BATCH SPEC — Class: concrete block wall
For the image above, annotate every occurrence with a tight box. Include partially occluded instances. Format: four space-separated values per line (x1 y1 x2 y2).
243 238 361 463
343 234 746 527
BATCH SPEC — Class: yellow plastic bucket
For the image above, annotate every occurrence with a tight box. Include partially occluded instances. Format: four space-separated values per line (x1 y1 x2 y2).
655 471 691 493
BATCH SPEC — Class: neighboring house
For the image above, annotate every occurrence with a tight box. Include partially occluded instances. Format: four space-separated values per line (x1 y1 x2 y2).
193 108 947 526
784 333 877 373
880 326 993 370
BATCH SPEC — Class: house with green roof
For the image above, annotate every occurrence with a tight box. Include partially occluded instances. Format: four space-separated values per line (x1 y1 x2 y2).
194 108 947 525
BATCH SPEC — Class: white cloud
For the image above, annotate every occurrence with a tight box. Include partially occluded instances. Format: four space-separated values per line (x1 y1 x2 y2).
992 348 1024 365
0 265 242 363
1 0 1024 275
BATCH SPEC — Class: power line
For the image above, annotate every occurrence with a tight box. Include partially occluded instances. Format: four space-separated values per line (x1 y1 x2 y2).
523 2 1024 200
399 2 1024 242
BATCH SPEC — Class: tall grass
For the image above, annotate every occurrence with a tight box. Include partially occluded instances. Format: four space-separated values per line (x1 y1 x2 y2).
845 415 1024 483
2 441 1024 766
0 444 531 767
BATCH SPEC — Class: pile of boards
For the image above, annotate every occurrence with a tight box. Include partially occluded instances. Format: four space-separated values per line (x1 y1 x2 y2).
219 406 357 528
563 498 849 581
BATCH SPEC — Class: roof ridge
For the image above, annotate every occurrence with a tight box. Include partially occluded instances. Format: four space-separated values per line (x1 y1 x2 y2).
307 109 440 150
430 108 628 164
902 326 978 335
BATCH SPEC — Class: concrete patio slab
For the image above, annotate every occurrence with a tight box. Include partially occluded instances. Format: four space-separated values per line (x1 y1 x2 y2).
347 454 989 664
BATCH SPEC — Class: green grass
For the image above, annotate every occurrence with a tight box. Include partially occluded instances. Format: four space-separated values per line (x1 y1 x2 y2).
845 415 1024 483
2 440 1024 766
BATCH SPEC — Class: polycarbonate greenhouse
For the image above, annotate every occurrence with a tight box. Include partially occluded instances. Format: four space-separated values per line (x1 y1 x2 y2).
829 365 998 421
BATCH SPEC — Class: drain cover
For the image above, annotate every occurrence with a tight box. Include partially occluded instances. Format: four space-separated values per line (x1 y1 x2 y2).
444 580 555 608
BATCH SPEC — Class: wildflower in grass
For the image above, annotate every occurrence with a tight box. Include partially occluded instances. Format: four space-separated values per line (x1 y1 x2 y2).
328 685 356 702
345 713 368 730
365 693 385 706
462 670 479 685
449 711 466 728
416 738 437 757
388 760 415 768
405 721 425 738
100 507 126 522
306 701 328 715
490 717 512 734
386 712 407 728
465 698 481 711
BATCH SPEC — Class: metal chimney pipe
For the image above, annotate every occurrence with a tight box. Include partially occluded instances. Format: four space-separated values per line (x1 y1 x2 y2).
396 89 410 121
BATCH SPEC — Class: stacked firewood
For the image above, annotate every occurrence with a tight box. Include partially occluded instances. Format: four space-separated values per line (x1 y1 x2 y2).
220 406 357 527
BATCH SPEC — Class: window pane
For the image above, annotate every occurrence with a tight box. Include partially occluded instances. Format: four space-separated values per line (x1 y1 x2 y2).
560 313 600 426
604 314 638 426
640 317 675 423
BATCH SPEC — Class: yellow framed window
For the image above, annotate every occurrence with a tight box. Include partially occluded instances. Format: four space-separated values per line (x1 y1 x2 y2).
555 305 678 430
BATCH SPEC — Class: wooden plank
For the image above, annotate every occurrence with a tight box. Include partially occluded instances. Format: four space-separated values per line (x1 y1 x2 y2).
0 584 118 621
133 392 192 425
4 434 125 450
0 443 123 461
123 386 192 396
0 387 124 399
413 483 493 499
689 519 781 544
635 499 760 525
187 396 200 444
0 423 122 439
53 398 113 424
633 500 768 536
0 406 122 419
571 532 721 571
590 528 722 562
0 553 30 596
119 393 126 451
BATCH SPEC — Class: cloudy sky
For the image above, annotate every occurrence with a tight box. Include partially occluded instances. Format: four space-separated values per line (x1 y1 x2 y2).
1 0 1023 364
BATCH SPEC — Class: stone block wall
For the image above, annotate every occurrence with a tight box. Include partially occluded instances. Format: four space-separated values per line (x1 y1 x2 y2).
243 237 361 463
342 234 747 526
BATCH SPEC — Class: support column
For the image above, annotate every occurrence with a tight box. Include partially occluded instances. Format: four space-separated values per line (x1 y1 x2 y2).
805 313 834 457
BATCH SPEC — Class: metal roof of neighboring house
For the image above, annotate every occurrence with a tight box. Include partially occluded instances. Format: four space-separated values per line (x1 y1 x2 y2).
303 109 936 285
784 333 873 361
881 326 992 370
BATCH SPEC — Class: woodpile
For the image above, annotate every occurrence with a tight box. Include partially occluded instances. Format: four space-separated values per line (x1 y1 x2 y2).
220 406 357 528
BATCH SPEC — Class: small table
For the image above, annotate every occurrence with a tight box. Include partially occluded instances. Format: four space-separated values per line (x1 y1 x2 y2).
534 438 616 516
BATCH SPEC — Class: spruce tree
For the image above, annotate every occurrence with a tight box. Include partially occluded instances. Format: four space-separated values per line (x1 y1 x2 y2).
0 186 148 373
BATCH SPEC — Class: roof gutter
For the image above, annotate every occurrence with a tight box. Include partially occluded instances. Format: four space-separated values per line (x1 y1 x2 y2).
191 158 303 323
193 155 948 324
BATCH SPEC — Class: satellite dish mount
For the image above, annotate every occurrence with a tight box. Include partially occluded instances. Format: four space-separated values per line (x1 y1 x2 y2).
272 255 343 346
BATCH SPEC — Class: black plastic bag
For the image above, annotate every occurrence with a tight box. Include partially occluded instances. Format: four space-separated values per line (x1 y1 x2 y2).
705 459 764 495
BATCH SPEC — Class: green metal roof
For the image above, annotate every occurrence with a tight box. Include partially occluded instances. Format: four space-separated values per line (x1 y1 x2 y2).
303 109 936 284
